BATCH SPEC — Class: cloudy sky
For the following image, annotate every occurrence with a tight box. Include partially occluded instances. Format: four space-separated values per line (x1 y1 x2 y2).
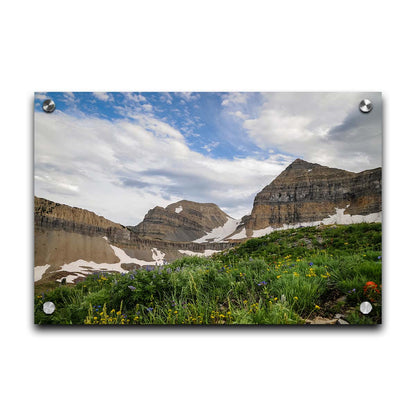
34 92 382 225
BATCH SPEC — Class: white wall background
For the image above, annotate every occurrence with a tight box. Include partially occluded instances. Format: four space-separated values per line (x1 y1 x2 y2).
1 1 414 415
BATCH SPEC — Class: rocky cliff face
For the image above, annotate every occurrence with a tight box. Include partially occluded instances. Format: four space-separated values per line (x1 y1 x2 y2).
34 197 234 284
35 197 124 230
130 200 231 241
242 159 382 234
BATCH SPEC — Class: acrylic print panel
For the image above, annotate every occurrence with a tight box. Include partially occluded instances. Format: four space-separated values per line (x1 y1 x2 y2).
34 92 382 325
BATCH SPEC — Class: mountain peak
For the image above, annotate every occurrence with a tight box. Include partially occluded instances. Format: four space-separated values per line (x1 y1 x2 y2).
289 158 316 168
131 199 231 241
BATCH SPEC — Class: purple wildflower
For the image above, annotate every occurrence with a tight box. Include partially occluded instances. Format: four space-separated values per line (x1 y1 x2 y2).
128 285 136 291
309 262 313 266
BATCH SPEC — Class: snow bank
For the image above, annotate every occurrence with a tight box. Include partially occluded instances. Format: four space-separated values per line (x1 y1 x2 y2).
175 206 183 214
193 217 240 243
34 264 50 282
250 208 382 238
151 248 165 265
178 249 221 257
231 228 247 239
51 238 167 282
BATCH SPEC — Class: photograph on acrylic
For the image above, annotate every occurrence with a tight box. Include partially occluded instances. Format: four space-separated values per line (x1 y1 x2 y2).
34 92 382 325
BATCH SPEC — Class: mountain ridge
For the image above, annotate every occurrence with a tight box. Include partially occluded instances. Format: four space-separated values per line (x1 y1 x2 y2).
34 158 382 283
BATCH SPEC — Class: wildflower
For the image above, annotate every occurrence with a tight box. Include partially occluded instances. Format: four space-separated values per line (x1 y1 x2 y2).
128 285 136 290
274 297 278 301
308 262 313 266
378 255 382 260
315 305 320 310
364 281 380 294
294 296 298 301
257 281 267 286
146 307 154 312
281 294 286 302
174 311 178 314
276 275 281 279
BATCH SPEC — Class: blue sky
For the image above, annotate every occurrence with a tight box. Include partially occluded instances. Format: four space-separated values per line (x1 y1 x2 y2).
34 92 382 225
35 92 268 160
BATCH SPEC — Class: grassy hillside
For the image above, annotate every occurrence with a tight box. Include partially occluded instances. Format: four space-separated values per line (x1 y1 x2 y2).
34 223 382 325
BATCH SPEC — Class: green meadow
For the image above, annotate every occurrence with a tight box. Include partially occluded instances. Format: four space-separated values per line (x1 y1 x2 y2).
34 223 382 325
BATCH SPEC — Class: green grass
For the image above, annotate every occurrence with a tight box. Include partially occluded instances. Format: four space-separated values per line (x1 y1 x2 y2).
34 223 382 325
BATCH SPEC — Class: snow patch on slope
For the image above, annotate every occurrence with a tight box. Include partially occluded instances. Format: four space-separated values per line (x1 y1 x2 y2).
175 205 183 214
252 226 274 238
151 248 165 264
34 264 50 282
249 208 382 238
231 228 247 239
52 238 167 283
193 217 240 243
179 249 221 257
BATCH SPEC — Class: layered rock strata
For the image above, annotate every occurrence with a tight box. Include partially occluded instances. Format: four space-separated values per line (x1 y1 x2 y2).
130 200 231 241
243 159 381 233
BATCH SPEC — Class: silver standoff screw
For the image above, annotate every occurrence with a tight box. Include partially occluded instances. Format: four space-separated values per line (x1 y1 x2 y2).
359 99 373 113
359 301 372 314
42 99 56 113
43 301 56 314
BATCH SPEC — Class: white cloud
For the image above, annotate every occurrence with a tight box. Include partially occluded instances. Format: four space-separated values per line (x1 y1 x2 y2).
242 92 382 172
35 93 49 101
34 92 382 225
202 141 220 153
122 92 147 102
34 111 291 224
63 92 76 102
176 92 199 101
92 92 112 102
160 92 173 104
221 92 248 107
229 110 248 120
